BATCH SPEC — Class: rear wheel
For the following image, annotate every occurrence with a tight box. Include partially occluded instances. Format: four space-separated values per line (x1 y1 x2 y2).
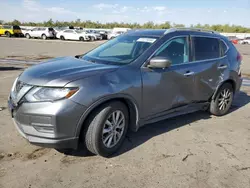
42 34 47 40
5 32 11 38
79 37 84 41
210 83 234 116
25 33 31 39
60 35 65 40
83 101 129 157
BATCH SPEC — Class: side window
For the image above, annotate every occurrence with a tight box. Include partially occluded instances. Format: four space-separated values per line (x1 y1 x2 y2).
220 40 228 57
193 37 220 61
64 30 73 33
154 37 189 65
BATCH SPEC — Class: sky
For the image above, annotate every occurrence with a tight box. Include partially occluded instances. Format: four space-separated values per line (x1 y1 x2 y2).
0 0 250 27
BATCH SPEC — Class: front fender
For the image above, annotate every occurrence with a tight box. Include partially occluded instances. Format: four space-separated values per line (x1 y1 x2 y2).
73 93 140 137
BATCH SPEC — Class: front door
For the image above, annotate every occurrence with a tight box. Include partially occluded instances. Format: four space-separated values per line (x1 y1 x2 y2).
141 36 195 118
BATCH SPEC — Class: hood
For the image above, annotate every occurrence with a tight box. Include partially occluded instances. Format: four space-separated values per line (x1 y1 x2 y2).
18 56 118 87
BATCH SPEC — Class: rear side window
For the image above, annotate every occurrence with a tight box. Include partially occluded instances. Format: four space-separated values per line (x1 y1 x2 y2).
193 37 220 61
220 40 228 57
48 28 54 31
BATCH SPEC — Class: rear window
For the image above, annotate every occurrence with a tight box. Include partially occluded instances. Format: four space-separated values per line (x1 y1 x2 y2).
193 37 220 61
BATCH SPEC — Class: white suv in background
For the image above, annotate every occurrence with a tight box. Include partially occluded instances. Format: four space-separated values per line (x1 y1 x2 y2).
25 27 56 40
56 29 89 41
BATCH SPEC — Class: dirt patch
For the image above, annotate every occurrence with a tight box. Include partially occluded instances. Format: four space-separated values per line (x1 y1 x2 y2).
24 148 50 160
0 168 6 177
0 152 22 161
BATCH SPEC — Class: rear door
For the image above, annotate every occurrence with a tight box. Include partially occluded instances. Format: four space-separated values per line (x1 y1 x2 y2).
190 36 228 102
63 30 75 40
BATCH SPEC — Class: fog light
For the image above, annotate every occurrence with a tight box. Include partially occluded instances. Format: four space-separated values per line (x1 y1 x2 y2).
32 124 54 133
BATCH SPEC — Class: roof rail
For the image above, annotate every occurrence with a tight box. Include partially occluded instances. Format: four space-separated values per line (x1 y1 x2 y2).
166 27 220 34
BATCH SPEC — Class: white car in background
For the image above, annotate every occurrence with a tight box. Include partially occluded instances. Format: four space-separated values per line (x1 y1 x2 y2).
107 31 125 40
24 27 56 40
241 37 250 44
56 29 89 41
85 30 102 41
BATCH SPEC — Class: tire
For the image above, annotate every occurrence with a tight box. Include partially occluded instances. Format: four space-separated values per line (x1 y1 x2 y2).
42 34 47 40
210 83 234 116
5 32 11 38
83 101 129 157
25 33 31 39
89 36 94 41
79 37 84 41
60 36 65 40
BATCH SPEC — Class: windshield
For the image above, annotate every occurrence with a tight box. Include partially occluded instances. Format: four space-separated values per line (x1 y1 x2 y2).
82 35 158 64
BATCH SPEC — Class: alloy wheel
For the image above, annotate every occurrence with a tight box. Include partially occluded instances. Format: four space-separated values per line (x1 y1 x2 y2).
102 110 125 148
218 88 232 111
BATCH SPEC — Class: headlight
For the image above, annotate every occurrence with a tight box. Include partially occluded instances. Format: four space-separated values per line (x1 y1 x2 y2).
25 87 78 102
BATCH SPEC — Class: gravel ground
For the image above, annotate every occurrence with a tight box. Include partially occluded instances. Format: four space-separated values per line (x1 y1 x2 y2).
0 37 250 188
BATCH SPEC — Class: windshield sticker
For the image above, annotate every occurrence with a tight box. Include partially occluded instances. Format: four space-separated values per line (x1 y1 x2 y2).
137 38 156 43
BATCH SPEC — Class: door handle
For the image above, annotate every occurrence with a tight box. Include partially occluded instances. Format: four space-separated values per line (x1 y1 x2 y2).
183 71 195 76
218 65 227 69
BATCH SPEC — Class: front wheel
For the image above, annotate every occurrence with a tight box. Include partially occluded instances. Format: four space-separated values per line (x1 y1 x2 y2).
25 33 31 39
210 83 234 116
89 36 94 41
83 101 129 157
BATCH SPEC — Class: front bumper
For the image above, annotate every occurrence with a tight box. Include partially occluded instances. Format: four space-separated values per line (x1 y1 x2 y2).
8 97 87 149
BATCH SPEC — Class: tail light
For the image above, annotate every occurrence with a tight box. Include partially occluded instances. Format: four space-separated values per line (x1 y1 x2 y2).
237 52 242 77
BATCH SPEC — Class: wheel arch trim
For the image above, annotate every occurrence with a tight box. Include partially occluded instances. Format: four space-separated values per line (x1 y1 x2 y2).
75 94 141 138
212 79 236 100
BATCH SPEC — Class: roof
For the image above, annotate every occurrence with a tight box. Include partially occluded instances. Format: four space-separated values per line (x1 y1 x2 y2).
126 29 167 37
126 28 222 38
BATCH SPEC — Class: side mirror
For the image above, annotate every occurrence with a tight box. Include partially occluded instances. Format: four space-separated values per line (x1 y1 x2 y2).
147 56 171 69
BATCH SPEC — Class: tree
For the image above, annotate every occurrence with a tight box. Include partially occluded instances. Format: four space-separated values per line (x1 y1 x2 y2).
44 18 54 27
11 19 21 26
2 18 249 33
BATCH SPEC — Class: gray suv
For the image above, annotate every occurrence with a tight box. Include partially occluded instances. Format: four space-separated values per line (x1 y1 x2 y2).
8 28 243 157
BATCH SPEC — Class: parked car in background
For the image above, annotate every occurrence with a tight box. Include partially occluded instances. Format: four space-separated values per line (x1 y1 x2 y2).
24 27 56 40
228 36 238 44
85 30 102 41
56 29 89 41
98 30 108 40
241 37 250 44
0 25 23 37
8 28 242 157
107 31 125 40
